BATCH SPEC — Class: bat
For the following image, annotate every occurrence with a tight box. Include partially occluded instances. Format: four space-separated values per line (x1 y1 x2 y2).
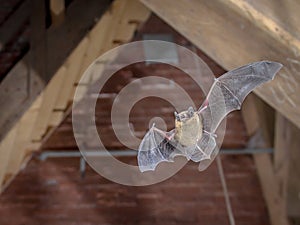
137 61 282 172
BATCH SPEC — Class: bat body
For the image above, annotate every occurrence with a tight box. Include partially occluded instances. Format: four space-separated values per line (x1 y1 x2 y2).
138 61 282 172
174 108 203 147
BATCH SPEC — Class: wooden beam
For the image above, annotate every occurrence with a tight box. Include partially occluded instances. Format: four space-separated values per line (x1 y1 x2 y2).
0 0 151 192
0 0 30 50
45 0 111 81
225 0 300 52
31 66 67 141
0 0 111 142
30 0 47 84
274 113 289 199
140 0 300 129
274 112 300 219
242 94 289 225
50 0 65 26
0 127 17 190
0 59 44 139
53 38 89 111
5 95 43 176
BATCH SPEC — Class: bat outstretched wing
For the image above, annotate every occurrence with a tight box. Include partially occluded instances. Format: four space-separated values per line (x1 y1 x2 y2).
199 61 282 133
137 126 181 172
195 61 282 170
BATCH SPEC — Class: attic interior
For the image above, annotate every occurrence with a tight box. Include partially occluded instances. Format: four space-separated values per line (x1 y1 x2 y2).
0 0 299 225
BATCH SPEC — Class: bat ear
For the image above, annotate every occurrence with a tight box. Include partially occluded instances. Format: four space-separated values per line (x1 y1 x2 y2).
188 107 194 116
174 111 180 121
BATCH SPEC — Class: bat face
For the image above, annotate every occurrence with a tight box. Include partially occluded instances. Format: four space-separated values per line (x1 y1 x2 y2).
174 107 203 147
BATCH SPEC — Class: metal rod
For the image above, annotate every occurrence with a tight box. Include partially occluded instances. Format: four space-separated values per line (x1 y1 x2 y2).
80 157 86 178
39 148 273 161
216 156 236 225
220 148 273 154
39 150 137 161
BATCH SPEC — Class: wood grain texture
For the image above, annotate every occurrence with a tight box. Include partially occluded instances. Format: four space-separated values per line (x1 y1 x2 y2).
225 0 300 54
5 95 43 176
50 0 65 26
0 59 44 141
0 0 111 142
0 0 151 192
31 66 67 141
242 94 289 225
274 113 300 219
0 127 17 190
274 113 289 203
140 0 300 129
0 0 30 49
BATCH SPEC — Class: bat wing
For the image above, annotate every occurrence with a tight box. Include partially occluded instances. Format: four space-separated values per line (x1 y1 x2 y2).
190 132 216 162
199 61 282 133
137 126 181 172
194 61 282 170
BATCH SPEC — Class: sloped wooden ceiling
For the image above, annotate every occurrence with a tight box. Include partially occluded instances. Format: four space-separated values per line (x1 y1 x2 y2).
0 0 150 191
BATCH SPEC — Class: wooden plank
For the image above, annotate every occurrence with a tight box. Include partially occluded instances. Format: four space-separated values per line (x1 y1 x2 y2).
274 113 289 199
0 0 30 50
46 38 90 128
140 0 300 129
45 0 111 81
30 0 47 82
0 127 17 189
0 0 111 143
0 59 44 141
50 0 65 26
0 0 151 193
242 94 289 225
253 154 289 225
72 0 151 101
44 0 150 142
226 0 300 49
274 113 300 219
49 111 64 127
5 95 43 177
31 66 67 141
76 9 118 83
53 38 89 110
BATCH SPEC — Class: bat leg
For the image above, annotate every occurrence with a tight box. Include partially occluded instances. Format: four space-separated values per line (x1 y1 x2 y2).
138 126 178 172
190 145 210 162
166 132 175 141
152 125 175 141
203 130 217 138
191 130 217 162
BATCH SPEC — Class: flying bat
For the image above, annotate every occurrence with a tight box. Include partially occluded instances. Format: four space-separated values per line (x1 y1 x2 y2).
137 61 282 172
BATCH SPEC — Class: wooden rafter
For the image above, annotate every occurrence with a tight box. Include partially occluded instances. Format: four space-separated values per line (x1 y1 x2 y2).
0 0 111 142
242 95 290 225
50 0 65 26
0 0 150 193
140 0 300 129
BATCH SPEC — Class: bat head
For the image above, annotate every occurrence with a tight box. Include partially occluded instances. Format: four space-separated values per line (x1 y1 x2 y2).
174 107 195 122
